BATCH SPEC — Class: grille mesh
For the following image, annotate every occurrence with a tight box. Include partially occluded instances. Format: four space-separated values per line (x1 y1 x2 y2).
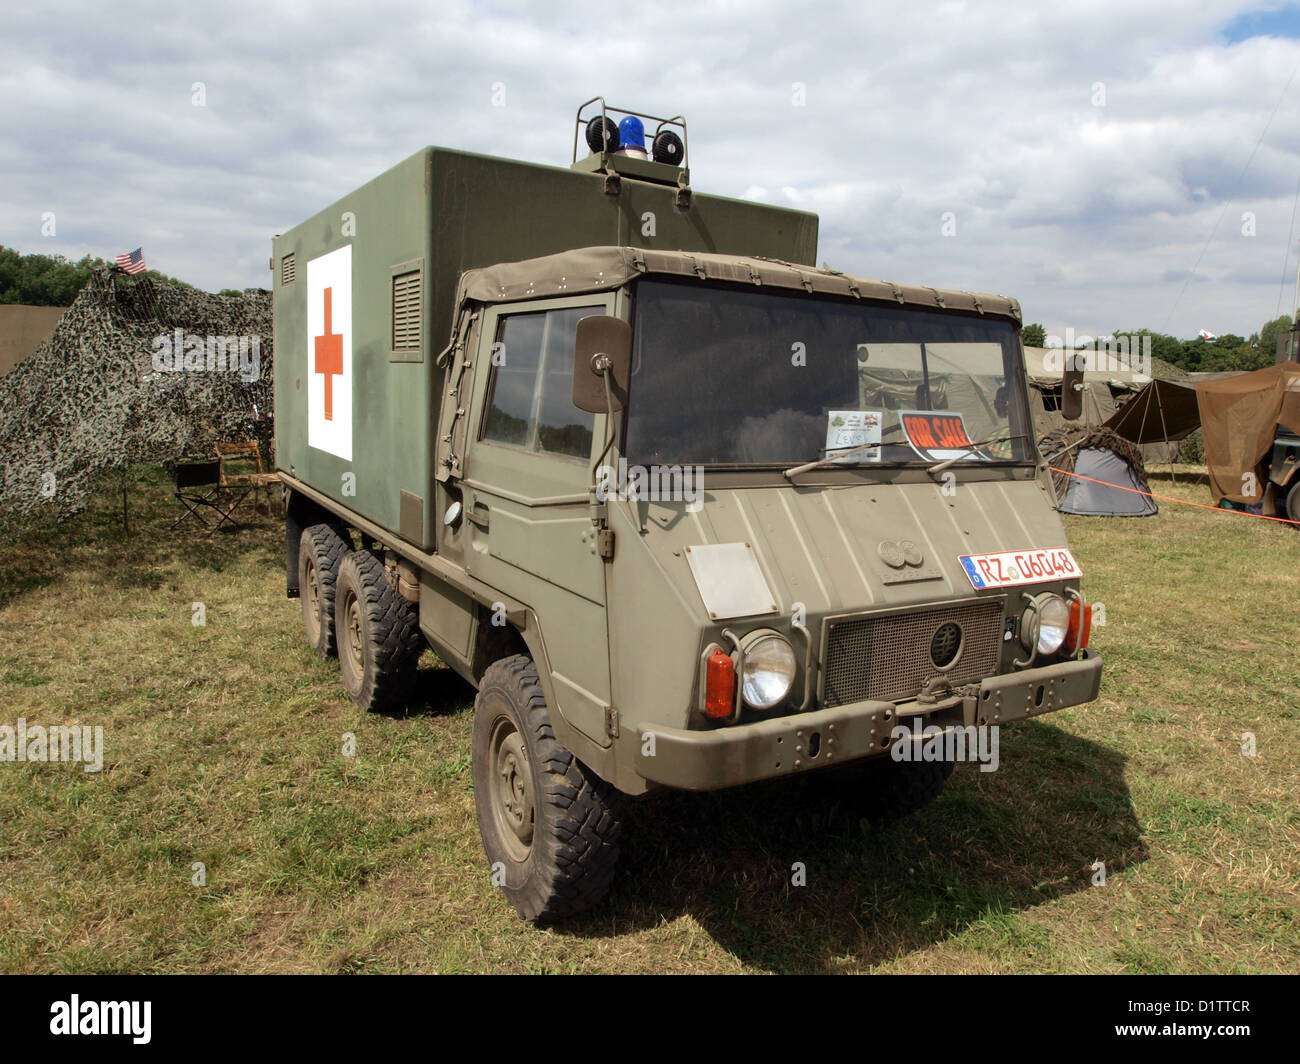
822 599 1004 707
280 253 296 286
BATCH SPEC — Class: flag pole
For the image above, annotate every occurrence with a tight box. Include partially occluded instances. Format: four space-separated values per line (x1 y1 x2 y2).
1292 238 1300 325
1289 238 1300 361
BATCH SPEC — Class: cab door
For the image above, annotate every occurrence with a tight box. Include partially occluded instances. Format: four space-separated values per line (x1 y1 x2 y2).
454 295 616 746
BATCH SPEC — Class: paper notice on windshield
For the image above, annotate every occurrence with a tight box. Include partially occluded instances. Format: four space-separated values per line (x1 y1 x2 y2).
900 410 991 463
825 410 882 463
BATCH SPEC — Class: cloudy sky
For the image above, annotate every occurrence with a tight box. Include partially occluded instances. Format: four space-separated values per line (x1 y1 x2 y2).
4 0 1300 340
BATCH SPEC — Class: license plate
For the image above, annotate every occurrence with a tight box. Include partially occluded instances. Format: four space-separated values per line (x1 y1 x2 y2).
959 548 1082 590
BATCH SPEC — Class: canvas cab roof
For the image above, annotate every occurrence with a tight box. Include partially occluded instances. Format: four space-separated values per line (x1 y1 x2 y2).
456 246 1023 323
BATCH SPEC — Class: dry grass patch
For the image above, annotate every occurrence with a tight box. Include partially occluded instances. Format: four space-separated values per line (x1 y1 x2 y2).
0 465 1295 972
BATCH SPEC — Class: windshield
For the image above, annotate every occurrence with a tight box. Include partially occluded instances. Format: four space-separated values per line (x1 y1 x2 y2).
625 280 1033 467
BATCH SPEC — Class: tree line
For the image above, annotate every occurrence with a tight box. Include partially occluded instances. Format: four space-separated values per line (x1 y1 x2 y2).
5 246 1294 373
1021 318 1295 374
0 247 246 306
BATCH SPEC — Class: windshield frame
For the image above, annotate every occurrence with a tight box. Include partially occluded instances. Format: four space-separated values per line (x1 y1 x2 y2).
623 278 1036 472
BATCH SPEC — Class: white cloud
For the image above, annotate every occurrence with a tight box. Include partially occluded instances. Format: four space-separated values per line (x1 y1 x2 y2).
2 0 1299 337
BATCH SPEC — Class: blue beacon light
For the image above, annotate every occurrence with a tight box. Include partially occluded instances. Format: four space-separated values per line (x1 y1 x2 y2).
616 116 648 158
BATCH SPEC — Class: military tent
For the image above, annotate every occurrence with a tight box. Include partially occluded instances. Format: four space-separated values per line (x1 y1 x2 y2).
1102 364 1300 510
0 304 66 376
1041 427 1158 517
1196 363 1300 505
1023 345 1183 463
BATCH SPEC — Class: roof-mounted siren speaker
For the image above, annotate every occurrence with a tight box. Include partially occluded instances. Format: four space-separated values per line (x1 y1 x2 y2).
585 115 619 155
652 130 684 166
572 100 689 192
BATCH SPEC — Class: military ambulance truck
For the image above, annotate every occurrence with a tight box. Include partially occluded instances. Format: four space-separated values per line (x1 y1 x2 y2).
273 101 1102 922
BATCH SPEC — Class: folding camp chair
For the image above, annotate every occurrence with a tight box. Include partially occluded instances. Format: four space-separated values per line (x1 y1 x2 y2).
215 439 281 516
171 460 251 532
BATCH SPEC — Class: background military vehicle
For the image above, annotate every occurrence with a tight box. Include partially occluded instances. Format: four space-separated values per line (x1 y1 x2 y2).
273 101 1103 922
1272 326 1300 521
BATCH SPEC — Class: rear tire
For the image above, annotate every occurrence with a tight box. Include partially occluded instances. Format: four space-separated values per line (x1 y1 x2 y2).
1285 479 1300 524
299 523 351 658
473 654 621 923
820 754 955 823
334 550 422 712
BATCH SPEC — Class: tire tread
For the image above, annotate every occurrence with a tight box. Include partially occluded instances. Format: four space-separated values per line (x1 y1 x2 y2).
475 654 620 923
299 523 350 658
335 549 422 712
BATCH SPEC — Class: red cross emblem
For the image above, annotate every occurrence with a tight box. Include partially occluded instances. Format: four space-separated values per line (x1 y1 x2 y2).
314 286 343 421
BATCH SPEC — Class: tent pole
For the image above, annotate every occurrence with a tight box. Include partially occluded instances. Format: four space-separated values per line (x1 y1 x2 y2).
1135 386 1152 454
1154 383 1175 486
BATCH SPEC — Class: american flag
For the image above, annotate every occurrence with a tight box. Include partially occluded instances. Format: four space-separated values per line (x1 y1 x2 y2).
114 247 147 274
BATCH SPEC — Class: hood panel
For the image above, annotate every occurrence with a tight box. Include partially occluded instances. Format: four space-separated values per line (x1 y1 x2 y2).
649 477 1068 618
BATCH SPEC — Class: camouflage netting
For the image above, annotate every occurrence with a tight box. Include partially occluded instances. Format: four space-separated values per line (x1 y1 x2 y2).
0 267 273 521
1039 425 1147 502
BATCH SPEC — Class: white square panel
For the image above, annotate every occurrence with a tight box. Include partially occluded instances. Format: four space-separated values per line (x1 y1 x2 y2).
684 542 779 621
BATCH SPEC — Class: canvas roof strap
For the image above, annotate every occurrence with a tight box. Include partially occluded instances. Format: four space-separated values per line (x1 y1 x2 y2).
457 247 1022 320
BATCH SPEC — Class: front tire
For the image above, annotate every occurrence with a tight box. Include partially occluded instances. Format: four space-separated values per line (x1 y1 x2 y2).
473 655 620 923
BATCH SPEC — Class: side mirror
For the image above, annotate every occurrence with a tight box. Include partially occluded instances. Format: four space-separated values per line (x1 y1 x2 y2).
1061 360 1085 421
572 315 631 413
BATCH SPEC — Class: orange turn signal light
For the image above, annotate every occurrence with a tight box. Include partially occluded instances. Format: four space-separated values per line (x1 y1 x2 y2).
1066 599 1092 652
704 647 736 720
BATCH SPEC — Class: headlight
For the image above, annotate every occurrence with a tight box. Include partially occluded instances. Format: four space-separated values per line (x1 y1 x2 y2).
1020 593 1070 656
740 631 796 709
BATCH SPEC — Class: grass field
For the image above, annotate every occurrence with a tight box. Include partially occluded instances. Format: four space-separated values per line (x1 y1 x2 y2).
0 465 1296 974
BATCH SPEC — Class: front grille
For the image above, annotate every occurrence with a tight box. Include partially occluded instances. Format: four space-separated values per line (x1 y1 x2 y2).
822 599 1005 707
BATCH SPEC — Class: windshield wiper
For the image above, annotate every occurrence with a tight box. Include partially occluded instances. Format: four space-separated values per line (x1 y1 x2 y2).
782 428 1030 480
782 424 907 479
926 433 1029 475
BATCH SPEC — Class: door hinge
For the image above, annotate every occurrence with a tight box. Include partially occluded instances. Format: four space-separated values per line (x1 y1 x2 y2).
597 528 615 560
604 706 620 739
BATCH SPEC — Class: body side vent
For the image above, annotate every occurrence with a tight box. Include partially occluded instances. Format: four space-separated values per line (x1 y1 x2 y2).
391 259 424 361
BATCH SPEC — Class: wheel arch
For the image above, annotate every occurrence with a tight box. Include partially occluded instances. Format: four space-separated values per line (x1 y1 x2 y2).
508 609 619 789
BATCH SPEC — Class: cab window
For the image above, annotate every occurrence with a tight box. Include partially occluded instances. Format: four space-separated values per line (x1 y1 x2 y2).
481 306 599 460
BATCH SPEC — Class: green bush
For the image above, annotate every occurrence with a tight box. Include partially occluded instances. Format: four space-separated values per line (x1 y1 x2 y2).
1177 428 1205 464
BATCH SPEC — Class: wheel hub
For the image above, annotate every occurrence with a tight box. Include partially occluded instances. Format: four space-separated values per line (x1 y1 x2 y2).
345 593 364 674
304 558 320 638
490 717 534 861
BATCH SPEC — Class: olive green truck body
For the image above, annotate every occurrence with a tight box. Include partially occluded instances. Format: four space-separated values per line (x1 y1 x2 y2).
273 129 1101 918
273 146 816 549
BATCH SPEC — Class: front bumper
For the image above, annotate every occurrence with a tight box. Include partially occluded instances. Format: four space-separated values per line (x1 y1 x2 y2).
631 649 1102 791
